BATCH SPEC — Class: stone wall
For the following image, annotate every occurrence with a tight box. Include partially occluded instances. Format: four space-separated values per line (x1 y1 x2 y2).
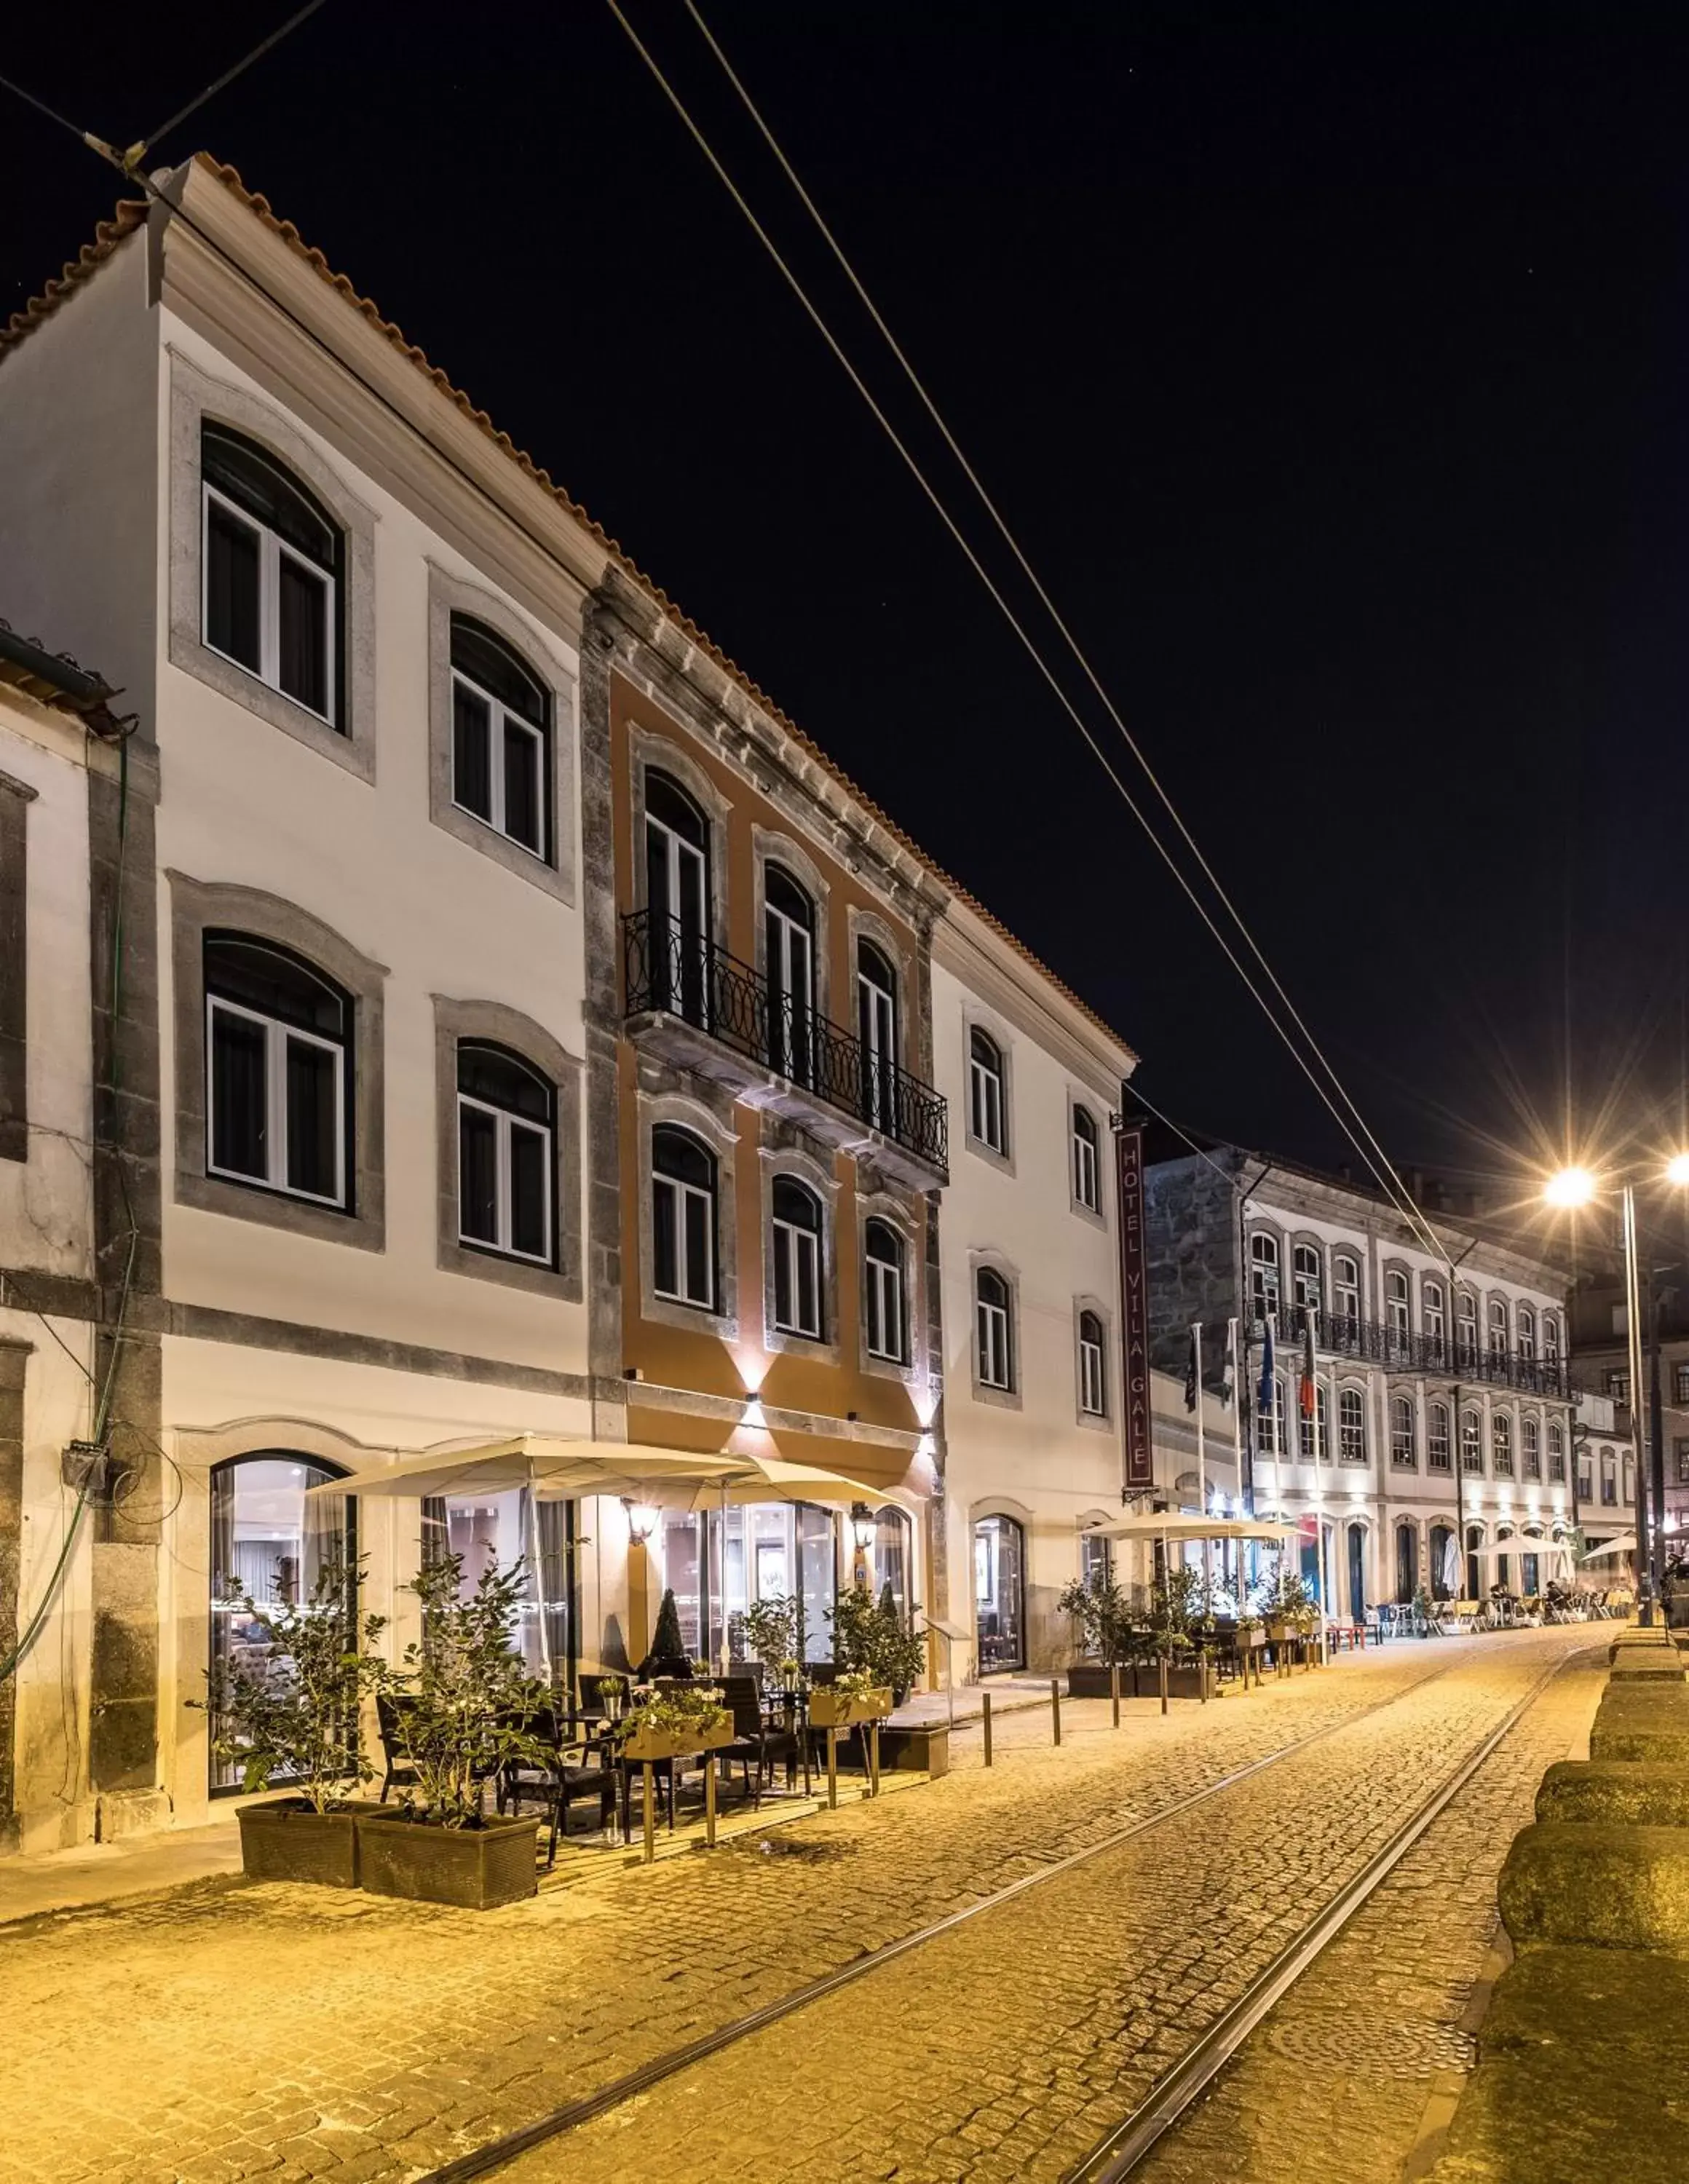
1144 1151 1243 1377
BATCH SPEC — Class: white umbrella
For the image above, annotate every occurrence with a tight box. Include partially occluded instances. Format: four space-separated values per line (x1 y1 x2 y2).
657 1452 903 1514
1091 1514 1302 1545
305 1434 741 1503
1580 1532 1638 1564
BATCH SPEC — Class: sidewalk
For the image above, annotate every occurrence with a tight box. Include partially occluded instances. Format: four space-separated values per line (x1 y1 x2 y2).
893 1674 1053 1728
0 1816 245 1927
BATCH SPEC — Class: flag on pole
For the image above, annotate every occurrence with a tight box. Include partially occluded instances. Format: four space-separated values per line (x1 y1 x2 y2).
1221 1318 1237 1409
1300 1316 1318 1419
1184 1324 1199 1412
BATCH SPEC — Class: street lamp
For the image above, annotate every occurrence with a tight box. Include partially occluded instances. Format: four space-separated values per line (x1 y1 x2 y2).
1543 1155 1689 1622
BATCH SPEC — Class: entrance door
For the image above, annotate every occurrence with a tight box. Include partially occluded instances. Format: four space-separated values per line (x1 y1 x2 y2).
645 774 710 1024
1394 1523 1418 1604
974 1514 1026 1672
857 942 898 1133
1348 1522 1366 1621
209 1452 354 1793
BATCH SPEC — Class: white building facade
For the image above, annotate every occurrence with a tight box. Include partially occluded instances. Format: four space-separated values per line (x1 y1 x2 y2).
1146 1147 1580 1618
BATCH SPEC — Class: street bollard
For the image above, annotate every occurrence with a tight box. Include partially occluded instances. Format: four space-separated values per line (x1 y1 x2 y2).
1111 1663 1121 1728
1159 1655 1168 1715
982 1690 994 1766
868 1720 882 1799
704 1757 717 1848
1199 1658 1209 1705
642 1762 656 1866
1051 1678 1062 1746
825 1726 839 1809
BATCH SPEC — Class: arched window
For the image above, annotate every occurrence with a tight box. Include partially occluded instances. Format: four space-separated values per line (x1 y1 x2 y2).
1292 1243 1322 1315
1600 1448 1617 1506
764 864 815 1085
974 1514 1025 1672
1333 1254 1361 1325
1077 1310 1107 1417
1548 1420 1566 1481
1390 1395 1416 1468
1300 1380 1328 1460
1386 1270 1411 1350
1457 1289 1479 1364
872 1506 914 1618
1465 1524 1484 1602
1460 1407 1483 1475
1516 1304 1536 1363
857 940 898 1131
770 1176 823 1338
1395 1522 1419 1605
456 1042 553 1264
1339 1388 1367 1463
1488 1297 1510 1358
644 771 711 1021
1423 1279 1446 1361
205 933 350 1207
968 1028 1006 1153
450 615 550 858
652 1125 716 1310
1072 1106 1100 1211
1522 1415 1541 1480
1430 1523 1455 1601
1250 1232 1281 1318
1543 1314 1562 1370
863 1218 907 1364
1492 1412 1514 1478
1428 1401 1452 1472
202 425 341 723
1623 1452 1636 1505
976 1267 1013 1390
209 1449 352 1792
1348 1521 1368 1620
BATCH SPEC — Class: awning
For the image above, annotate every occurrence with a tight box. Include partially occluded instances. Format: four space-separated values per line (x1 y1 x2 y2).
1089 1514 1302 1546
304 1434 741 1501
655 1451 905 1514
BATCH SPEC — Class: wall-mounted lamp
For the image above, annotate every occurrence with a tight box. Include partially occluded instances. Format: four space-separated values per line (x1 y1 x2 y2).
622 1497 657 1546
850 1500 874 1555
742 1393 768 1431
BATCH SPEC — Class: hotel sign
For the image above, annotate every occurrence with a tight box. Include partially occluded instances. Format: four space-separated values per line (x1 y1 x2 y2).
1116 1122 1154 1492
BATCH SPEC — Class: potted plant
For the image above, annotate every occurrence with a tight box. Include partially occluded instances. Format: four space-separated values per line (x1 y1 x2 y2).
617 1681 735 1762
808 1666 893 1729
201 1555 390 1887
827 1583 926 1705
598 1671 628 1721
1148 1565 1209 1698
741 1594 799 1678
357 1554 552 1911
1058 1569 1133 1697
638 1587 692 1679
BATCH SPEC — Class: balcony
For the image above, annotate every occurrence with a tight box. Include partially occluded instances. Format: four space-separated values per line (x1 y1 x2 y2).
621 909 949 1187
1267 1303 1577 1398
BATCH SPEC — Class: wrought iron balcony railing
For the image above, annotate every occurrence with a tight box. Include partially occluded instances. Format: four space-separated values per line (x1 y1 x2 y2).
1263 1302 1576 1398
622 909 949 1176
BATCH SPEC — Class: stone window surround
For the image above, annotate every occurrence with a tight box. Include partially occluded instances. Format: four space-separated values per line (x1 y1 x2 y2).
751 825 834 1029
433 995 584 1303
167 347 378 782
1331 1246 1364 1319
969 1248 1022 1410
634 1083 740 1341
0 770 36 1164
847 906 918 1083
427 563 579 905
1388 1385 1417 1469
961 1003 1015 1175
1067 1092 1107 1229
168 870 387 1252
1335 1379 1369 1463
1285 1227 1326 1314
1072 1294 1114 1432
1381 1257 1415 1337
628 727 732 951
855 1187 923 1388
1425 1394 1454 1473
757 1142 842 1363
1246 1221 1285 1316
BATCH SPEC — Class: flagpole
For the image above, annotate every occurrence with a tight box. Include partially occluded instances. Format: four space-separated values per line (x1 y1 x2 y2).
1192 1321 1211 1603
1310 1307 1329 1666
1227 1315 1243 1601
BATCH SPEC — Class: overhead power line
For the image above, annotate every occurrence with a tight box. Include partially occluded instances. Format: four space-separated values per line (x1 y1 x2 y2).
606 1 1455 1271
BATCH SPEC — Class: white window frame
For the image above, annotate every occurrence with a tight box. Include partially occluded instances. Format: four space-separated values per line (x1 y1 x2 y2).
1516 1305 1536 1363
1390 1396 1415 1468
968 1033 1005 1153
1334 1255 1361 1321
456 1088 553 1265
1428 1402 1452 1472
1339 1388 1366 1463
1072 1109 1099 1211
771 1185 823 1340
1492 1413 1514 1477
1488 1298 1509 1358
1461 1410 1483 1475
1522 1416 1541 1479
1423 1281 1446 1355
864 1224 906 1364
1548 1422 1566 1481
765 883 816 1084
205 992 345 1207
451 658 546 859
202 481 336 727
652 1163 716 1311
977 1274 1012 1390
1250 1233 1281 1316
1386 1270 1411 1346
1292 1244 1321 1313
1078 1315 1107 1416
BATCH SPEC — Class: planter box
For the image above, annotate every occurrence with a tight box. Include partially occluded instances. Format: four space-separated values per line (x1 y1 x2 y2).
877 1725 949 1778
621 1720 734 1763
237 1800 374 1888
808 1688 893 1730
1066 1663 1130 1699
357 1813 539 1910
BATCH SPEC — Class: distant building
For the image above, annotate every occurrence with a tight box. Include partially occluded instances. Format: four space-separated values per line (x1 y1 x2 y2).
1144 1140 1579 1615
1568 1262 1686 1549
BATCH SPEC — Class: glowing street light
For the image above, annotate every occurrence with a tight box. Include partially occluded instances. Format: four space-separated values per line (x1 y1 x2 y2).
1543 1166 1598 1209
1667 1153 1689 1189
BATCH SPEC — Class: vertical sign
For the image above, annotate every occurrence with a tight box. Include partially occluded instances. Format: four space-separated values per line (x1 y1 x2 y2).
1116 1123 1154 1492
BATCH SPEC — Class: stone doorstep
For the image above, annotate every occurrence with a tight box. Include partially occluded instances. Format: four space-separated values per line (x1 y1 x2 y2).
1499 1821 1689 1950
1536 1759 1689 1828
1422 1944 1689 2184
1608 1661 1686 1682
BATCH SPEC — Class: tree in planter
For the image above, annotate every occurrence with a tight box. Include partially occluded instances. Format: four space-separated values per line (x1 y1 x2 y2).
740 1593 799 1670
1056 1570 1131 1664
1149 1562 1206 1661
827 1583 927 1699
395 1554 551 1829
199 1554 390 1811
639 1586 690 1677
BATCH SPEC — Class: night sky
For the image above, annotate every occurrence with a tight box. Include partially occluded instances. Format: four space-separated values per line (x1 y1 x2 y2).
7 2 1688 1192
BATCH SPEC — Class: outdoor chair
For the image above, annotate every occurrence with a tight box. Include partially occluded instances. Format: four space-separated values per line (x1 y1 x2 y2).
496 1706 617 1864
712 1677 766 1810
375 1692 421 1803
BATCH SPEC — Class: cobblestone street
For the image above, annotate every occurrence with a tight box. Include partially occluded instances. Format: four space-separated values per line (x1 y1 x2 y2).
0 1629 1599 2184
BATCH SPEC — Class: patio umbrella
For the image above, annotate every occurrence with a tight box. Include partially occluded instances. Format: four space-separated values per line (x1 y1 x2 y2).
1580 1532 1638 1563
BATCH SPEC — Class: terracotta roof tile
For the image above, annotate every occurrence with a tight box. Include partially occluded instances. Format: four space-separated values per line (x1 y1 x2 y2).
2 158 1134 1060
